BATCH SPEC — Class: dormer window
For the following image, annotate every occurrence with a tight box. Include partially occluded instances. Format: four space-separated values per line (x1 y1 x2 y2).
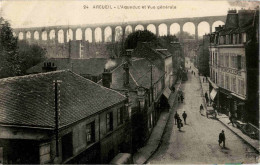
239 33 242 43
226 35 229 44
233 34 236 44
242 33 247 43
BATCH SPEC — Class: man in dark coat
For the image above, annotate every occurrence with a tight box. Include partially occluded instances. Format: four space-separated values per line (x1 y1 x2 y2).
205 92 209 104
182 111 187 124
174 112 179 125
181 94 184 103
200 104 204 115
177 117 183 131
219 130 226 148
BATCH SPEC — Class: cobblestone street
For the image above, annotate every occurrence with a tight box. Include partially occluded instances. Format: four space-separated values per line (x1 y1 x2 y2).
148 63 259 164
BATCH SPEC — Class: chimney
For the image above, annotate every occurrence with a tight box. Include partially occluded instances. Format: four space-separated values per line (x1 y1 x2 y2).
125 49 133 65
123 63 130 86
215 25 222 32
42 62 57 72
225 9 239 29
102 68 112 88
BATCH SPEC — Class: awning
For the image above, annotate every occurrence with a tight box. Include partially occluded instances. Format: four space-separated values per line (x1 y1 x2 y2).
210 88 218 100
163 87 171 99
231 92 246 101
207 78 219 89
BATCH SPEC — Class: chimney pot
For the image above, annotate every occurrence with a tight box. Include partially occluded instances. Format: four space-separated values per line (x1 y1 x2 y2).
102 69 112 88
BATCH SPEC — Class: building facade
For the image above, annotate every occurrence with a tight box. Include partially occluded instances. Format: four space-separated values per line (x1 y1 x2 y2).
208 9 259 126
99 53 167 151
132 42 173 89
0 70 130 164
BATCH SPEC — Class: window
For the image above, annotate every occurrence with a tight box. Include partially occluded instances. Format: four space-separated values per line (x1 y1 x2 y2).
226 35 229 44
239 34 242 43
238 79 245 95
233 34 236 44
215 72 218 84
241 56 245 69
106 112 113 132
225 54 229 67
220 54 223 67
225 75 230 90
236 34 240 44
242 33 247 43
234 56 238 68
117 107 124 125
232 76 236 93
221 74 224 87
237 55 242 69
231 55 237 69
86 122 95 144
215 52 218 66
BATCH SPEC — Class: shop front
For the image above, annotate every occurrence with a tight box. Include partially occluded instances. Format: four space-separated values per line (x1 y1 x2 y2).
231 92 247 122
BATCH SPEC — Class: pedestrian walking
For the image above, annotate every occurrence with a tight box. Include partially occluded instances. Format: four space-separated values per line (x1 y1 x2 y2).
205 92 209 104
200 104 204 115
181 94 184 103
218 130 226 148
182 111 187 124
174 112 179 125
178 96 180 103
228 114 235 126
177 117 183 131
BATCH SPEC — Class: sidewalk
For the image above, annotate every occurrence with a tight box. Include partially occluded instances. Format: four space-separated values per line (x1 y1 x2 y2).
217 114 259 153
133 81 182 164
198 76 260 153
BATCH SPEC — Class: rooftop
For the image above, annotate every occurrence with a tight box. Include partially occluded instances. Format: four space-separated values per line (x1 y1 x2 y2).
110 58 165 90
27 58 122 76
0 70 126 129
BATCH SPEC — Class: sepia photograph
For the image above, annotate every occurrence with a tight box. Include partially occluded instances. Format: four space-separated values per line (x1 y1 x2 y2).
0 0 259 164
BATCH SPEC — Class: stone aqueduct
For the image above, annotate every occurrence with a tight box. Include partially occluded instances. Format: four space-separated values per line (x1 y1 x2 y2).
13 16 226 43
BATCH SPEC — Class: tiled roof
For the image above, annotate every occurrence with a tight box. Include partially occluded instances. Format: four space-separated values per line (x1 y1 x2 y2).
0 70 126 129
110 58 165 90
27 58 122 76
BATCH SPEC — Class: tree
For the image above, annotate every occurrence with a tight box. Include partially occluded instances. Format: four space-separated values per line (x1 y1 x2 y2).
124 30 158 49
0 17 20 78
0 17 46 78
17 40 46 75
175 31 195 39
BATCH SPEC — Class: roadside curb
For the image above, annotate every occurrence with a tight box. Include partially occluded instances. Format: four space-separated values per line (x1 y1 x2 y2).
144 81 182 164
217 118 260 154
198 75 259 154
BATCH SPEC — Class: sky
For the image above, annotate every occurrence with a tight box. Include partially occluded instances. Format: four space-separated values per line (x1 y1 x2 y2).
0 0 258 38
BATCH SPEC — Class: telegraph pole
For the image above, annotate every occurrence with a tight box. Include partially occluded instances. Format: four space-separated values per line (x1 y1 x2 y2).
53 80 62 158
149 64 155 101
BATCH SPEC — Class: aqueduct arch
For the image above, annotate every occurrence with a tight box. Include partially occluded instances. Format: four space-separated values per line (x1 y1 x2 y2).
13 15 226 43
